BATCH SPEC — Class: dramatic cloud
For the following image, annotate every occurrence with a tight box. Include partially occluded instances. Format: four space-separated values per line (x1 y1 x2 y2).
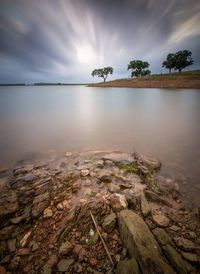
0 0 200 83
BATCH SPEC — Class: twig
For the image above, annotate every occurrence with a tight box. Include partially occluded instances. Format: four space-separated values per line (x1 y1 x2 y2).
90 211 114 268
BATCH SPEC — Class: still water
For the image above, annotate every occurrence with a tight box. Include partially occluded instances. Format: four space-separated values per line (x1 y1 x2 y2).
0 85 200 206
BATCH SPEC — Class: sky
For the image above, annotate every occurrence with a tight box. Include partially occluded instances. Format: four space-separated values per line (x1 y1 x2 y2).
0 0 200 84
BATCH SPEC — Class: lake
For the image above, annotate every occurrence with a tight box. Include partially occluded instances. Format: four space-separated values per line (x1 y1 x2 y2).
0 85 200 206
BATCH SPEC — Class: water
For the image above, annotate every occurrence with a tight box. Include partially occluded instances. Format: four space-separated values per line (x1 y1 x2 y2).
0 85 200 206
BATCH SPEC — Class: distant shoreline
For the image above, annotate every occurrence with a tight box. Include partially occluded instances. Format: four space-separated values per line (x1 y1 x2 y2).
88 71 200 89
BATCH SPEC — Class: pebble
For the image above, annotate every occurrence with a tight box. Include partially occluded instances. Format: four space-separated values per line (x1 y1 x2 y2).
81 169 90 177
152 214 170 227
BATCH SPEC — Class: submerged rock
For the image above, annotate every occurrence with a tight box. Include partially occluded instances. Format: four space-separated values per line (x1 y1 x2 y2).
102 153 135 164
118 209 174 273
136 154 162 171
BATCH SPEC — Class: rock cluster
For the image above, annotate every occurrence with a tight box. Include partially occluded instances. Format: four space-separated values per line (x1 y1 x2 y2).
0 150 199 273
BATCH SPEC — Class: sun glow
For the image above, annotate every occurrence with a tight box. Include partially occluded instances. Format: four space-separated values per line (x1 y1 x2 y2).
76 44 97 63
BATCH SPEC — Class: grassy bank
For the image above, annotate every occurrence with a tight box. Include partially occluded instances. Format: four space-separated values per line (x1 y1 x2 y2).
88 70 200 89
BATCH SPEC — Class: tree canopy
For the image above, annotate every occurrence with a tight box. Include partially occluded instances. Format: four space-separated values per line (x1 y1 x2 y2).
91 67 113 82
127 60 151 77
162 50 193 73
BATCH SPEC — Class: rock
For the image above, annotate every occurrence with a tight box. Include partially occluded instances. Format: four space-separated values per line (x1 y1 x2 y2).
108 183 120 193
173 237 196 251
32 192 50 217
98 169 113 183
0 265 6 274
56 203 64 210
0 226 14 240
102 213 117 232
20 230 32 247
42 255 58 274
81 169 90 177
153 228 190 274
31 241 39 252
8 239 16 252
17 248 29 256
169 225 180 232
116 258 139 274
181 252 199 263
140 194 151 217
145 190 171 206
123 190 138 208
13 164 34 174
11 206 31 224
152 214 170 227
118 210 174 273
102 153 135 164
65 152 72 157
90 258 98 266
0 179 19 217
136 154 162 170
43 208 53 218
110 193 127 212
59 240 72 255
57 258 74 272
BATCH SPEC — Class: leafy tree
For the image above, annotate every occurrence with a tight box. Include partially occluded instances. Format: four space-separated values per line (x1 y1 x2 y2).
127 60 151 77
174 50 193 73
162 53 176 73
91 67 113 82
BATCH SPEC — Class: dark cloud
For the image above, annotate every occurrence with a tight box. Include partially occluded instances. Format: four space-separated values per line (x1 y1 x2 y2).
0 0 200 83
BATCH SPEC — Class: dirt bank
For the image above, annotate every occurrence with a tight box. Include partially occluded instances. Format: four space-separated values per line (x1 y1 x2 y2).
88 74 200 89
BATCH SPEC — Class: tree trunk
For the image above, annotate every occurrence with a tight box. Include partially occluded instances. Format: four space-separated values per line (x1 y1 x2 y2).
169 68 171 74
179 68 182 73
103 77 106 82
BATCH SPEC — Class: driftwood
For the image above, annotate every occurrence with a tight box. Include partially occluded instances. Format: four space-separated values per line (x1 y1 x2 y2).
90 211 114 268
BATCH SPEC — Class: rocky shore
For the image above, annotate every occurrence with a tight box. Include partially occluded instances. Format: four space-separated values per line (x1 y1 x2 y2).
0 150 200 273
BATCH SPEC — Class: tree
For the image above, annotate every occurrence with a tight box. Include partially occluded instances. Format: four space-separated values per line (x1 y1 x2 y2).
174 50 193 73
162 53 176 73
91 67 113 82
127 60 151 77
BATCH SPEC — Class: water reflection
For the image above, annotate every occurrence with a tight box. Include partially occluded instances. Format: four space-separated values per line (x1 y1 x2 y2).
0 85 200 206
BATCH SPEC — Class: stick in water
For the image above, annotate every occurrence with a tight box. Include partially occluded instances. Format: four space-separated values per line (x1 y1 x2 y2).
90 210 114 268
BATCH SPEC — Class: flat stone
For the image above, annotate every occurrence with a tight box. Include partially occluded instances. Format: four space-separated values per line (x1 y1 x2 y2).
43 208 53 218
81 169 90 177
118 210 174 273
8 239 16 252
116 258 139 274
108 183 121 193
32 192 50 217
98 169 113 183
153 214 170 227
140 194 151 217
123 190 138 208
102 213 117 233
181 252 199 263
17 248 29 256
57 258 74 272
169 225 180 232
102 153 135 164
173 237 196 251
110 193 127 212
59 241 72 255
0 179 19 217
56 203 64 210
0 226 14 240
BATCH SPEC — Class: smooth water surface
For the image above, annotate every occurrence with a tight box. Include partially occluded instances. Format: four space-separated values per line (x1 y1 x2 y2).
0 85 200 206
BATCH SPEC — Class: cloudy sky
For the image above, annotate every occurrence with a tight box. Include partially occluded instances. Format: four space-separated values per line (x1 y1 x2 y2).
0 0 200 83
